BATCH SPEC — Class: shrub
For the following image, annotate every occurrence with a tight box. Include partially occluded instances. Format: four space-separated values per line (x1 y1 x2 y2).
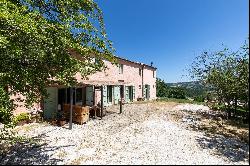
194 95 205 102
13 113 30 125
0 87 14 124
168 87 186 99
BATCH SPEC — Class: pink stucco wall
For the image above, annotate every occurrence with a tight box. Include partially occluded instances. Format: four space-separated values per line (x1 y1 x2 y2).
12 57 157 115
143 66 157 100
10 92 41 115
88 59 144 99
76 58 156 100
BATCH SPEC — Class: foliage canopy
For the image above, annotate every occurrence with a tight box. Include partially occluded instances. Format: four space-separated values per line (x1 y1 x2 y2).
189 41 249 119
0 0 115 124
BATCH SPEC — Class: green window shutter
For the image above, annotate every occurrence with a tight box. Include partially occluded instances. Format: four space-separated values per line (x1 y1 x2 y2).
114 86 120 105
86 86 93 106
44 87 58 119
125 86 129 103
143 85 146 98
132 86 135 101
148 85 150 99
103 86 107 106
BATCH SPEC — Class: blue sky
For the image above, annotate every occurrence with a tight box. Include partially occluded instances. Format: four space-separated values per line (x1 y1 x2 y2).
97 0 249 83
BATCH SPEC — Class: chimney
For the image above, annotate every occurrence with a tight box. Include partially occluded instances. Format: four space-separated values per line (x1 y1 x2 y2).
150 62 153 66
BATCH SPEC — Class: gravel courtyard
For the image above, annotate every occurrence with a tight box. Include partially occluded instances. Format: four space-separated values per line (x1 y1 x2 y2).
1 102 249 165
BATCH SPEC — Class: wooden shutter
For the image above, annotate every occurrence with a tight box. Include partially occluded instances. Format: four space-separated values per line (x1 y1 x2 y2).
114 86 120 105
86 86 93 106
143 85 146 99
125 86 129 103
148 85 150 99
132 86 135 101
103 86 107 106
44 87 58 119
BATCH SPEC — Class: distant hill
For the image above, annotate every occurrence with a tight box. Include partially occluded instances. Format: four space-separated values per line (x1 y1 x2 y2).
166 81 207 97
167 81 203 89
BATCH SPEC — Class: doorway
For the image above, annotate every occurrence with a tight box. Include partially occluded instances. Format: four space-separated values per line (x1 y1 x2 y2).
128 86 133 102
145 85 150 100
107 85 113 104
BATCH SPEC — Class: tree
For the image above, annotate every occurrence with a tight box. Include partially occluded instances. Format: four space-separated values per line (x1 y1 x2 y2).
0 0 115 124
156 78 169 97
189 41 249 119
168 87 186 99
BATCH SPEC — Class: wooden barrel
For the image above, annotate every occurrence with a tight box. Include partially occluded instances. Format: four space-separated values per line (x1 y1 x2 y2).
62 104 90 124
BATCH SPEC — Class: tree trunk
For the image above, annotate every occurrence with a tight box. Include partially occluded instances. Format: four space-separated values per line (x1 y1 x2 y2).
228 109 232 119
226 100 232 119
233 97 237 118
4 85 8 93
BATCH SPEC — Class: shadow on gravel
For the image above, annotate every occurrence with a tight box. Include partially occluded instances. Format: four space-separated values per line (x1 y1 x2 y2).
0 130 74 165
196 134 249 163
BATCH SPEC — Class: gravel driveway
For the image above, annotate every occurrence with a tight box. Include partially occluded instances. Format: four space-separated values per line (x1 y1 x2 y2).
1 102 249 165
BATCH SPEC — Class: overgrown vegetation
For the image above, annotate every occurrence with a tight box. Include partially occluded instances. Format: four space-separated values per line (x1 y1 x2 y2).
156 78 187 99
0 0 115 126
12 113 30 125
189 40 249 122
0 87 14 124
156 78 204 100
156 40 249 124
0 0 115 151
156 78 169 97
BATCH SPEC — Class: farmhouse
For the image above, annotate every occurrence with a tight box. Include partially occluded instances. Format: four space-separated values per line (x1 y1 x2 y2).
13 55 157 120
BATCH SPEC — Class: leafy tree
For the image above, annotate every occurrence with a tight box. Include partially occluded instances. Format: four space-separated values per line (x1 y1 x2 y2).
189 41 249 120
156 78 169 97
0 0 115 124
0 87 14 124
168 87 186 99
156 78 187 99
193 95 205 102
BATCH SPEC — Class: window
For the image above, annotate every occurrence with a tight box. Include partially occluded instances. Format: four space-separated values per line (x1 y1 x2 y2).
153 71 155 78
139 68 142 76
139 85 141 89
64 88 83 105
107 86 113 103
119 64 123 74
75 88 83 105
153 85 155 88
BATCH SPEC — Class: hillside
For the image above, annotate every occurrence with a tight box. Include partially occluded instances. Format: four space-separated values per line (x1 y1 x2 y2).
167 81 203 88
167 81 207 97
